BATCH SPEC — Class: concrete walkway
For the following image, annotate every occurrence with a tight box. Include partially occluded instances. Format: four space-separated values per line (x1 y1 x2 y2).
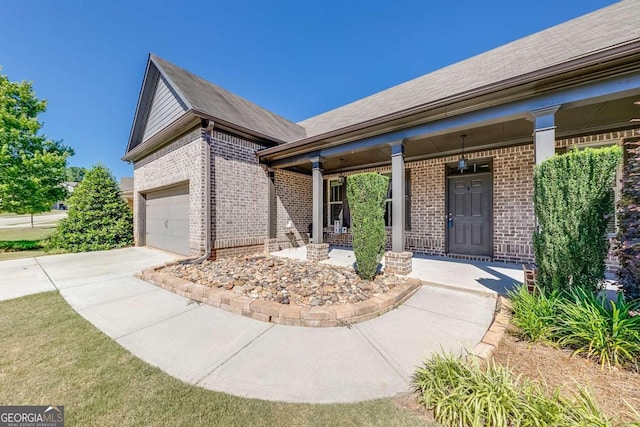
1 247 497 403
273 246 524 296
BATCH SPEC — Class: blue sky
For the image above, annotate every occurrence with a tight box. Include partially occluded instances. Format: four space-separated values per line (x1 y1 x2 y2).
1 0 617 181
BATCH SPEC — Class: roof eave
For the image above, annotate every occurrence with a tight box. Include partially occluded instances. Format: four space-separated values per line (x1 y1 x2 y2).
191 109 282 147
259 39 640 161
122 112 199 162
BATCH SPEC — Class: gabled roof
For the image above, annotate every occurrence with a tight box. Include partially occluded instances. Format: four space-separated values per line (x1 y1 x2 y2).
126 1 640 162
297 0 640 139
125 55 307 157
151 56 306 143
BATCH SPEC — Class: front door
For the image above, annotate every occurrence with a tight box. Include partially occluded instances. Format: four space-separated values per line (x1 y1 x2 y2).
447 171 492 256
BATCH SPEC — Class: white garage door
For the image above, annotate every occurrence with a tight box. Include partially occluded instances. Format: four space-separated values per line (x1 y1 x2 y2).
145 185 190 255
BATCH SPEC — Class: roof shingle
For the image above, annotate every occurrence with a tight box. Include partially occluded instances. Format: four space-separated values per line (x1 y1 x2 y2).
298 0 640 138
152 55 307 143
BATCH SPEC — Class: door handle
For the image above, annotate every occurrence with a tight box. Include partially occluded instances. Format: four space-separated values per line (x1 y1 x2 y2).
447 212 453 228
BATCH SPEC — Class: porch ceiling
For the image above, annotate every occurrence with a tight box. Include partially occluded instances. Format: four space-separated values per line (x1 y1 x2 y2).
286 94 639 175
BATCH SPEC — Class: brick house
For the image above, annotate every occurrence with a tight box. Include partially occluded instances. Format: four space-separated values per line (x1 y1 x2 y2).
123 1 640 273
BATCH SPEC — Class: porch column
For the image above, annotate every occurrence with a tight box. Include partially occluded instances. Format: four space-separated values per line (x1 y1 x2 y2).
311 156 324 244
308 156 329 261
530 105 561 165
385 139 412 275
390 140 406 252
264 168 279 253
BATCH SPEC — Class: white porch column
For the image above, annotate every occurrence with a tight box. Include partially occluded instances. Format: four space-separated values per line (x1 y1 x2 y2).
390 140 405 252
530 105 561 165
310 156 324 244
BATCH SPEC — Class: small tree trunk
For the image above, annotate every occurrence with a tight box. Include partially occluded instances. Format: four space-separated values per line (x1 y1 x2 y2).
31 213 34 228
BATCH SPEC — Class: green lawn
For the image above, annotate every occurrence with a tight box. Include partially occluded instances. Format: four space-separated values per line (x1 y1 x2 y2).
0 292 429 427
0 226 55 241
0 226 56 261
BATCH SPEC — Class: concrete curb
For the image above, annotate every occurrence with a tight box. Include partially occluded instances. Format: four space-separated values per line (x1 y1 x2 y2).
135 267 422 327
472 296 512 360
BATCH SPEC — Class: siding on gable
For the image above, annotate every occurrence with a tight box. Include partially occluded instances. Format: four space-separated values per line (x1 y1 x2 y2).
142 75 187 142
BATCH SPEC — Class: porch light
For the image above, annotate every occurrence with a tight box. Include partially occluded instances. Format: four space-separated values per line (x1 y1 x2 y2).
339 158 346 183
458 134 468 172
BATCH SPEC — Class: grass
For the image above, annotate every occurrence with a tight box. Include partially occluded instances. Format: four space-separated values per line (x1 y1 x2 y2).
0 226 56 261
0 292 428 427
554 287 640 369
508 285 560 342
494 333 640 424
509 284 640 369
0 226 55 241
412 352 632 427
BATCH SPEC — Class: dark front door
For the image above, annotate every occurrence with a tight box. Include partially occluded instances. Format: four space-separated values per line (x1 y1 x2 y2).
447 173 492 256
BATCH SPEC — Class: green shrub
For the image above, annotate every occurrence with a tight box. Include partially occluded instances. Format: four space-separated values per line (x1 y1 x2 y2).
508 285 560 342
616 141 640 301
533 146 622 293
0 240 44 251
553 287 640 369
510 284 640 369
412 353 616 427
46 165 133 253
346 173 389 280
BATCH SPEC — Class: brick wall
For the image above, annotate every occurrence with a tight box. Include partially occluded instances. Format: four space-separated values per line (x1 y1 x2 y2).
403 144 536 262
133 127 206 256
555 129 638 150
323 144 536 263
273 169 312 249
210 130 269 256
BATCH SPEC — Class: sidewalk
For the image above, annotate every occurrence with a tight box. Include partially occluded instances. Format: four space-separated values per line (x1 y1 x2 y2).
1 247 497 403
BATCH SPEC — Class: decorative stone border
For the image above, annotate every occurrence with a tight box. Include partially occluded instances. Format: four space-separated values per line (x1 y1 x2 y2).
472 296 513 360
135 262 422 327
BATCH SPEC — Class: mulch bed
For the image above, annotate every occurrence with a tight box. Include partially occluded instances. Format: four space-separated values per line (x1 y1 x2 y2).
159 255 405 307
493 331 640 424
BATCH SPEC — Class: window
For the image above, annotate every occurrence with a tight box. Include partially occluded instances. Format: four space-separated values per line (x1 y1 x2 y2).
382 172 411 230
382 173 393 227
326 172 411 231
328 179 344 226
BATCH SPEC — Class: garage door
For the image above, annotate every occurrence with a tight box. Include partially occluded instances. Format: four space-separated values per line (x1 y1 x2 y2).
145 185 190 255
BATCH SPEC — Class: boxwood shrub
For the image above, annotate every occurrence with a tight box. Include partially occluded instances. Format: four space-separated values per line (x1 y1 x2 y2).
346 173 389 280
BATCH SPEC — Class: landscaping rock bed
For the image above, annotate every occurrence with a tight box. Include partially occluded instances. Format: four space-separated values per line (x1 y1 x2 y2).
159 255 405 307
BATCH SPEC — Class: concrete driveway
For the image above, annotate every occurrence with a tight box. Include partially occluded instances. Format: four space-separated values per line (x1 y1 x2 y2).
0 247 497 403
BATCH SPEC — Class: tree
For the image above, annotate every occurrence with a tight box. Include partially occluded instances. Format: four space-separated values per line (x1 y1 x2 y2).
346 173 389 280
0 70 73 226
533 146 622 293
616 140 640 300
65 166 87 182
47 165 133 252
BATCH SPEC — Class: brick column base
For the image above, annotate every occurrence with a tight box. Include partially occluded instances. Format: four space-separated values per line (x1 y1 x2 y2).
385 251 413 275
265 238 279 253
307 243 329 262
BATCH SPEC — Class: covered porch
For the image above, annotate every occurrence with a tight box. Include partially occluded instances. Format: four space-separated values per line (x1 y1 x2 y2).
261 70 640 274
272 245 524 297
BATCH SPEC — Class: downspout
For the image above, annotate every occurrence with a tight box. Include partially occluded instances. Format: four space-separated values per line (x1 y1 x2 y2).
182 119 214 264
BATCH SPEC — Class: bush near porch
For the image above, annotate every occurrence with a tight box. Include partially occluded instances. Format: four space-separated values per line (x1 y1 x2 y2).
533 146 622 293
346 173 389 281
